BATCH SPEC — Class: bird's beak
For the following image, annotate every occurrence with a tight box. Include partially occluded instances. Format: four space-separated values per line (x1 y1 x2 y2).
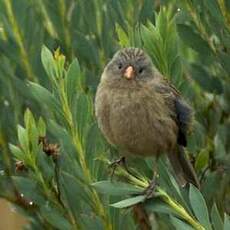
123 66 135 80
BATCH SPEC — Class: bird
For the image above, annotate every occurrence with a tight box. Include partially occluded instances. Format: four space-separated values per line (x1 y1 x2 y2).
95 47 200 189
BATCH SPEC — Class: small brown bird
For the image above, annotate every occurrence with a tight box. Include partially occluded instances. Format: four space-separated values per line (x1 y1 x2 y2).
95 47 200 188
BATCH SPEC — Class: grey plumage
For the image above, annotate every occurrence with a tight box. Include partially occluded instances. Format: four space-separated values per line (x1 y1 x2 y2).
95 47 200 188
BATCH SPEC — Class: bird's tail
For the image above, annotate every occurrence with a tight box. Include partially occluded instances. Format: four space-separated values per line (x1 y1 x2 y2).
167 146 200 189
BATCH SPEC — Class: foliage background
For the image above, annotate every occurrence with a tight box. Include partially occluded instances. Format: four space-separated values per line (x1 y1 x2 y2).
0 0 229 229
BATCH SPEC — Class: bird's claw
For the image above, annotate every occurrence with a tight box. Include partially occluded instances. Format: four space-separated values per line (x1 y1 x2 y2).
143 173 158 200
109 157 129 179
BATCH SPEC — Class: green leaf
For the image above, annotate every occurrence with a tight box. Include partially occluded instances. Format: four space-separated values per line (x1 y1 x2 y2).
82 215 103 230
9 144 24 160
141 11 182 85
92 181 143 196
74 94 92 139
38 117 46 137
145 198 179 216
201 172 221 205
0 175 14 198
170 216 194 230
60 171 87 215
141 24 166 75
214 124 227 158
29 82 60 112
12 176 45 205
41 45 57 80
187 121 206 152
171 55 183 87
224 214 230 230
110 195 145 208
24 109 39 153
220 52 230 74
85 123 106 165
72 31 99 67
157 157 188 211
211 203 223 230
40 205 72 230
204 0 224 24
17 125 29 153
115 23 129 47
177 24 212 56
195 149 209 171
190 64 223 94
24 109 34 130
139 0 154 23
65 58 81 105
189 184 212 230
37 150 54 182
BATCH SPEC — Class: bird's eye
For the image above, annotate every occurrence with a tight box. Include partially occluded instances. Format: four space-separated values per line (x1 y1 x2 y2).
138 67 144 74
118 63 123 69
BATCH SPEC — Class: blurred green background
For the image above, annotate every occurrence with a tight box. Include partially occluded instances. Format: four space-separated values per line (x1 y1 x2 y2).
0 0 229 229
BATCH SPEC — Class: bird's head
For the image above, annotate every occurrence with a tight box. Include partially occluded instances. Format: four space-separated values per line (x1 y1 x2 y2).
101 47 155 84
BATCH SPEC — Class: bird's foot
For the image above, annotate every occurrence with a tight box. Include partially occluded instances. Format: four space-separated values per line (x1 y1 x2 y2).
109 157 130 179
143 173 158 200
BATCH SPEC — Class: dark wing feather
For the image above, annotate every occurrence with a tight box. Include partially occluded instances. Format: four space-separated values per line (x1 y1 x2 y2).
175 98 193 146
154 78 193 146
154 77 199 188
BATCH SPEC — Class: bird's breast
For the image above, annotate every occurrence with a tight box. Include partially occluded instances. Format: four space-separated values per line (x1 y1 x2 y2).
95 85 178 156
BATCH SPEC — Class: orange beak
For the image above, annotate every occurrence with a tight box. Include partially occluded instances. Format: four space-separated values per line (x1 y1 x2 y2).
123 66 135 80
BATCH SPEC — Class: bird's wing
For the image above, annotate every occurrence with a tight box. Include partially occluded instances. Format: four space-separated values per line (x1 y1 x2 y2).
154 77 193 146
155 78 199 188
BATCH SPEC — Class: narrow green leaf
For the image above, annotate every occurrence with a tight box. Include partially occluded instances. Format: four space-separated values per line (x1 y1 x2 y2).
12 176 45 205
9 144 24 160
220 52 230 74
190 64 223 94
38 117 46 137
141 24 165 73
24 109 38 153
204 0 224 24
75 94 92 139
85 123 107 165
65 58 81 105
41 45 56 79
195 149 209 171
224 214 230 230
202 172 221 206
170 216 194 230
82 215 103 230
211 203 224 230
92 180 143 196
72 31 99 66
115 23 129 47
171 55 183 87
60 171 87 215
139 0 154 23
145 198 178 216
110 195 145 208
37 150 54 182
214 124 227 157
24 109 34 130
189 184 212 230
29 82 60 112
157 158 189 211
40 205 72 230
177 24 212 56
17 125 29 153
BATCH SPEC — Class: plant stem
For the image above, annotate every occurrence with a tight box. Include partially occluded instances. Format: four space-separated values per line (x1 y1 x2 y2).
157 188 205 230
115 165 205 230
58 81 112 230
